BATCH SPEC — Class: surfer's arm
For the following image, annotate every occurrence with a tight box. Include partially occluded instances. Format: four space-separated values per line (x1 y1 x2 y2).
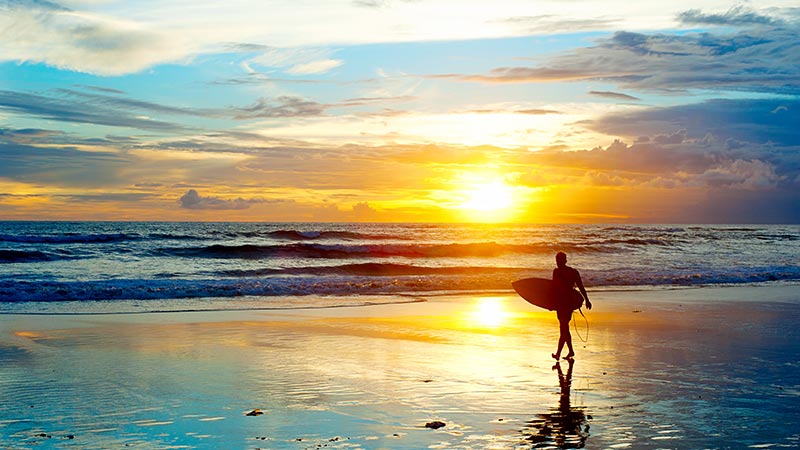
575 272 591 310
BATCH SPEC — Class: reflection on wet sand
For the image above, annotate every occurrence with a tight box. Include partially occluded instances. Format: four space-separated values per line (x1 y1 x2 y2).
522 358 590 448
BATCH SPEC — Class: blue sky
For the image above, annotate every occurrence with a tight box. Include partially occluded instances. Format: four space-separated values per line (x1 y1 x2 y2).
1 0 799 222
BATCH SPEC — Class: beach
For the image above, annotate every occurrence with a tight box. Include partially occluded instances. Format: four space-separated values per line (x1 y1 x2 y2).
2 284 799 449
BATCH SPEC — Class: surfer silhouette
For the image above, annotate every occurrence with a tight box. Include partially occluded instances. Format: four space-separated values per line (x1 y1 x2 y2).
552 252 591 360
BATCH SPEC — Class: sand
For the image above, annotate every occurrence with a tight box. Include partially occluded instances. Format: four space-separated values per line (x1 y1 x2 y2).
1 284 799 449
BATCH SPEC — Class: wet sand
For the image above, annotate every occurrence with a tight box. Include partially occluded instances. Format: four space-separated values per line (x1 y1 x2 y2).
1 285 799 449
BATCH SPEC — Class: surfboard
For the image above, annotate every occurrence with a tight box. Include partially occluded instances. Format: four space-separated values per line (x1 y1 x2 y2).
512 277 584 311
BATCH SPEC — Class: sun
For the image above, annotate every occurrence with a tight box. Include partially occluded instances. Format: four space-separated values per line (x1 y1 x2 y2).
461 180 513 211
456 177 516 222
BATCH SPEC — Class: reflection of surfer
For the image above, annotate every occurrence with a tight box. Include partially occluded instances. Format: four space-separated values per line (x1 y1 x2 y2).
552 252 591 361
522 358 590 447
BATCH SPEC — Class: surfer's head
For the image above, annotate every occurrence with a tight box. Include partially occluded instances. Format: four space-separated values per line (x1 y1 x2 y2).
555 252 567 268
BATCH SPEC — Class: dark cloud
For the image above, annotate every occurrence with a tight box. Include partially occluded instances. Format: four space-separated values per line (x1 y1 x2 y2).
677 6 782 26
588 91 640 101
515 133 800 222
0 137 132 187
232 96 327 119
178 189 275 210
0 90 192 132
55 88 219 118
0 127 65 142
2 86 328 136
74 84 127 95
517 95 800 192
451 25 800 95
590 98 800 146
0 127 145 148
680 188 800 223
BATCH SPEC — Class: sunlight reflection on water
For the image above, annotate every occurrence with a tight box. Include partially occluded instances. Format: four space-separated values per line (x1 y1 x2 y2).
1 294 799 448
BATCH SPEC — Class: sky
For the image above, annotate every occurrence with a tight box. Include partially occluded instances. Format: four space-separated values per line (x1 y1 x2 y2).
1 0 799 223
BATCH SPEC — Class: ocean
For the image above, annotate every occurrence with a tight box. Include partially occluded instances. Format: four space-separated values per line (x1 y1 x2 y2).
1 222 798 313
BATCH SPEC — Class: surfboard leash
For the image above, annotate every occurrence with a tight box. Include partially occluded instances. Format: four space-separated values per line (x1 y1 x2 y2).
573 308 589 343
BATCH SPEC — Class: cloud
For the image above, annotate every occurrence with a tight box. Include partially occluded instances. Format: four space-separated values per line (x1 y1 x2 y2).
0 1 194 75
55 88 219 118
494 15 619 34
680 188 800 223
11 0 794 79
245 47 344 75
698 159 782 189
452 24 800 95
468 108 562 115
286 59 344 75
460 67 604 83
178 189 270 210
311 201 382 222
590 98 800 146
516 125 799 191
74 85 127 95
232 96 327 119
1 86 325 135
58 193 156 203
0 90 192 132
351 0 421 9
352 201 378 220
588 91 640 101
0 135 133 187
352 0 388 7
338 96 416 107
677 6 782 26
582 170 627 186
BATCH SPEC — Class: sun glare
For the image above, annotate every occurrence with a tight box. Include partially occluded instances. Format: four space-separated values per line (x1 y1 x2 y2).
470 297 511 328
456 176 517 222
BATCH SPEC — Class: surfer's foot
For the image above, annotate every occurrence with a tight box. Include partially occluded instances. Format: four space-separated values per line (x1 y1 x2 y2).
565 352 575 360
552 353 560 360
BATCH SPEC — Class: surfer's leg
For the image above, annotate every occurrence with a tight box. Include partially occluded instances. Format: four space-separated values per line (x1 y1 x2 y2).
555 311 569 359
560 317 573 359
564 319 574 359
554 334 564 360
554 326 564 359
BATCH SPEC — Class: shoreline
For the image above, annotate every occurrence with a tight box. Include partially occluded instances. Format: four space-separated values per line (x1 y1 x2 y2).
2 284 799 449
1 281 798 317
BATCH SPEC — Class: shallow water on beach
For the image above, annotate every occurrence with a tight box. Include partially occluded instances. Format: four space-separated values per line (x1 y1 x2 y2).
1 290 799 449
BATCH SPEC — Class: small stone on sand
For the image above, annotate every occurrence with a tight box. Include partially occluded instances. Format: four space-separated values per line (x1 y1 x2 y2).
425 421 446 429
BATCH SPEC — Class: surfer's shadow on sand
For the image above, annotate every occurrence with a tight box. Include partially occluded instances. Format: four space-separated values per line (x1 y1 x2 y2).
520 358 591 448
